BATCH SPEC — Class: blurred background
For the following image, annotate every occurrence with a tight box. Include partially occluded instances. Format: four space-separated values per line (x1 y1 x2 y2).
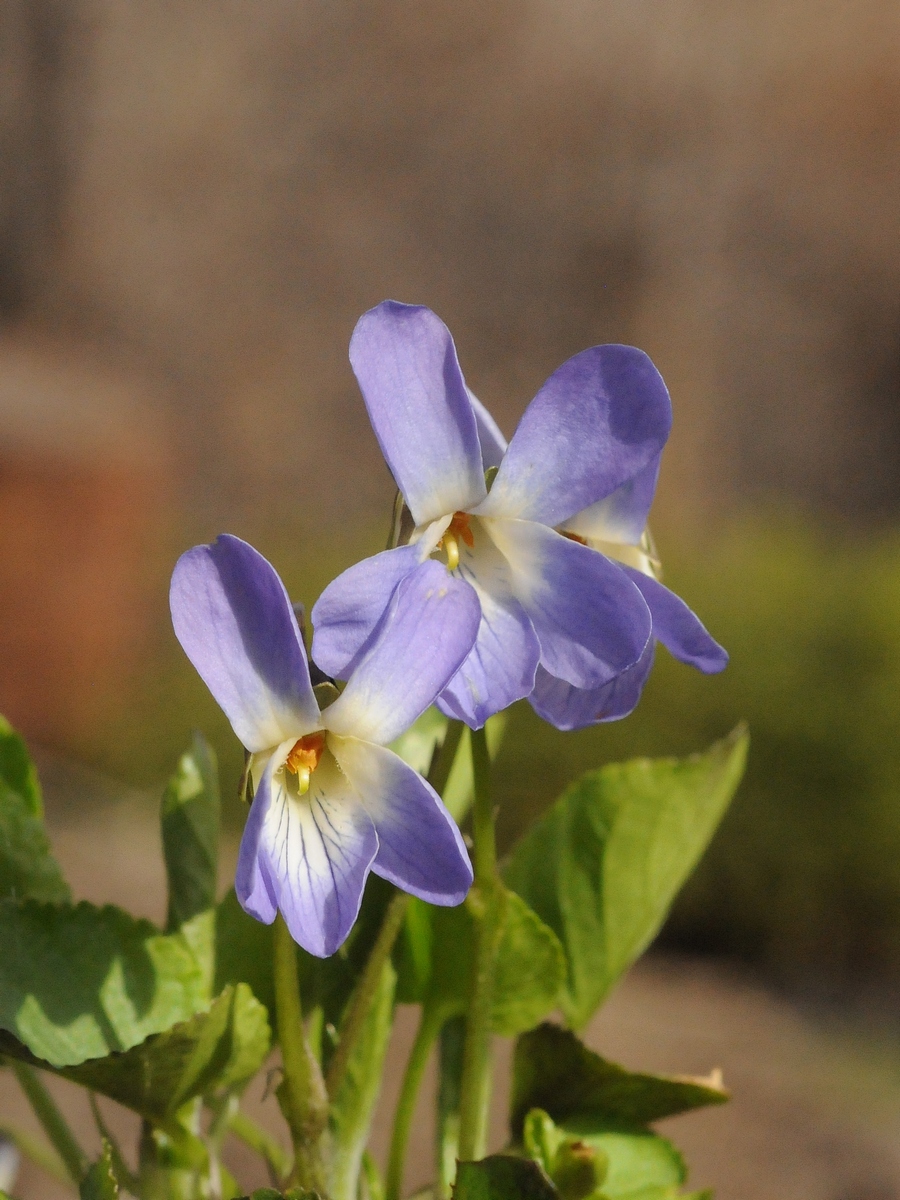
1 2 899 1196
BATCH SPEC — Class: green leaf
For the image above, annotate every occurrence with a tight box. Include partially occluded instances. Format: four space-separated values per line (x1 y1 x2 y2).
0 715 42 818
63 983 270 1122
511 1024 728 1136
80 1140 119 1199
560 1123 685 1199
396 886 565 1035
161 734 220 933
215 888 275 1015
0 900 206 1066
330 961 396 1200
0 784 70 904
453 1156 558 1200
505 727 749 1028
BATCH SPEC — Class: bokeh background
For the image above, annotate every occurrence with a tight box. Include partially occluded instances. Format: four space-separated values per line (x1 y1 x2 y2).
1 2 899 1197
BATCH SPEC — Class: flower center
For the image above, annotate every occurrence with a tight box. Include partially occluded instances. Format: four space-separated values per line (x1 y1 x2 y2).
440 511 474 571
285 731 326 796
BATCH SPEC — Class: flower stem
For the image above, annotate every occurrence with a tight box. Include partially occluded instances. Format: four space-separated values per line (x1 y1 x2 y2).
11 1062 87 1185
456 725 501 1163
273 913 330 1190
385 1003 446 1200
326 718 465 1101
325 890 410 1102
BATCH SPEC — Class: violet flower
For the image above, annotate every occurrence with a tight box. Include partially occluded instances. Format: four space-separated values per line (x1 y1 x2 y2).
312 300 672 728
522 449 728 730
170 534 477 956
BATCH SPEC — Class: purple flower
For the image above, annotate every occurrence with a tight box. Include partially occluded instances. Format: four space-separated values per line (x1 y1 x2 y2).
312 300 673 728
170 534 477 956
529 488 729 729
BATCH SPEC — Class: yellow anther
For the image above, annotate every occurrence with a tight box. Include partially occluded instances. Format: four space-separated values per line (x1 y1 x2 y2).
295 766 311 795
438 511 473 571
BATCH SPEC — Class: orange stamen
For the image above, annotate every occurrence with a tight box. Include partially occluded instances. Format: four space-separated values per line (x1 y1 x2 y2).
561 531 587 546
285 731 326 776
447 511 475 548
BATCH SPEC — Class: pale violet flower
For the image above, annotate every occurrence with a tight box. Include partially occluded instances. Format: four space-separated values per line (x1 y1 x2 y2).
312 300 674 728
170 534 477 956
519 442 728 729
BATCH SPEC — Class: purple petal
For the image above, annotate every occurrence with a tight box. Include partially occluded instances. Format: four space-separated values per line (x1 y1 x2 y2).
170 535 319 753
237 748 379 957
350 301 487 526
562 454 661 546
529 644 656 731
477 345 672 528
332 739 472 904
624 568 728 673
311 544 422 680
488 518 652 689
468 387 507 470
436 581 540 729
323 560 481 746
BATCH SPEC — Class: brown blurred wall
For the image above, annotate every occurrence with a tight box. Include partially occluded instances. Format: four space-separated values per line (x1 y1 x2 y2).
0 0 898 748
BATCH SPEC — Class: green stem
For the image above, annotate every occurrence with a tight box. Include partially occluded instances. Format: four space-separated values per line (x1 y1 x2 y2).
273 913 330 1190
326 890 409 1101
326 719 465 1102
228 1109 292 1182
0 1118 70 1186
11 1062 86 1185
436 1015 466 1200
456 725 501 1163
385 1004 446 1200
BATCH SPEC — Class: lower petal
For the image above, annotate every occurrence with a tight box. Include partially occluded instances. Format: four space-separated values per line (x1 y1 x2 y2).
236 749 379 957
529 644 656 731
331 737 472 905
310 544 422 679
436 586 540 728
623 568 728 673
488 518 651 689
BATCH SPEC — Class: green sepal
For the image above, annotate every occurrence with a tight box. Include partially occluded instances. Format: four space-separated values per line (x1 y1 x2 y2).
79 1139 119 1199
511 1024 727 1137
505 727 748 1028
0 784 70 904
558 1123 686 1200
0 714 42 817
161 734 220 939
453 1155 558 1200
395 884 566 1035
0 899 206 1066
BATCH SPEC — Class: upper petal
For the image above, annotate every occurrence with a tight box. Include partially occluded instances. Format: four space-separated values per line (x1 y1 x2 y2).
623 567 728 673
237 746 379 957
322 559 481 746
170 535 319 753
310 544 423 680
350 301 487 525
528 644 656 731
476 345 672 527
487 518 652 689
331 737 472 905
562 454 661 546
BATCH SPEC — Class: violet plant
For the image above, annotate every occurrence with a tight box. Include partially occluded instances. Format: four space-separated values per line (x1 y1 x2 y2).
0 303 745 1200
